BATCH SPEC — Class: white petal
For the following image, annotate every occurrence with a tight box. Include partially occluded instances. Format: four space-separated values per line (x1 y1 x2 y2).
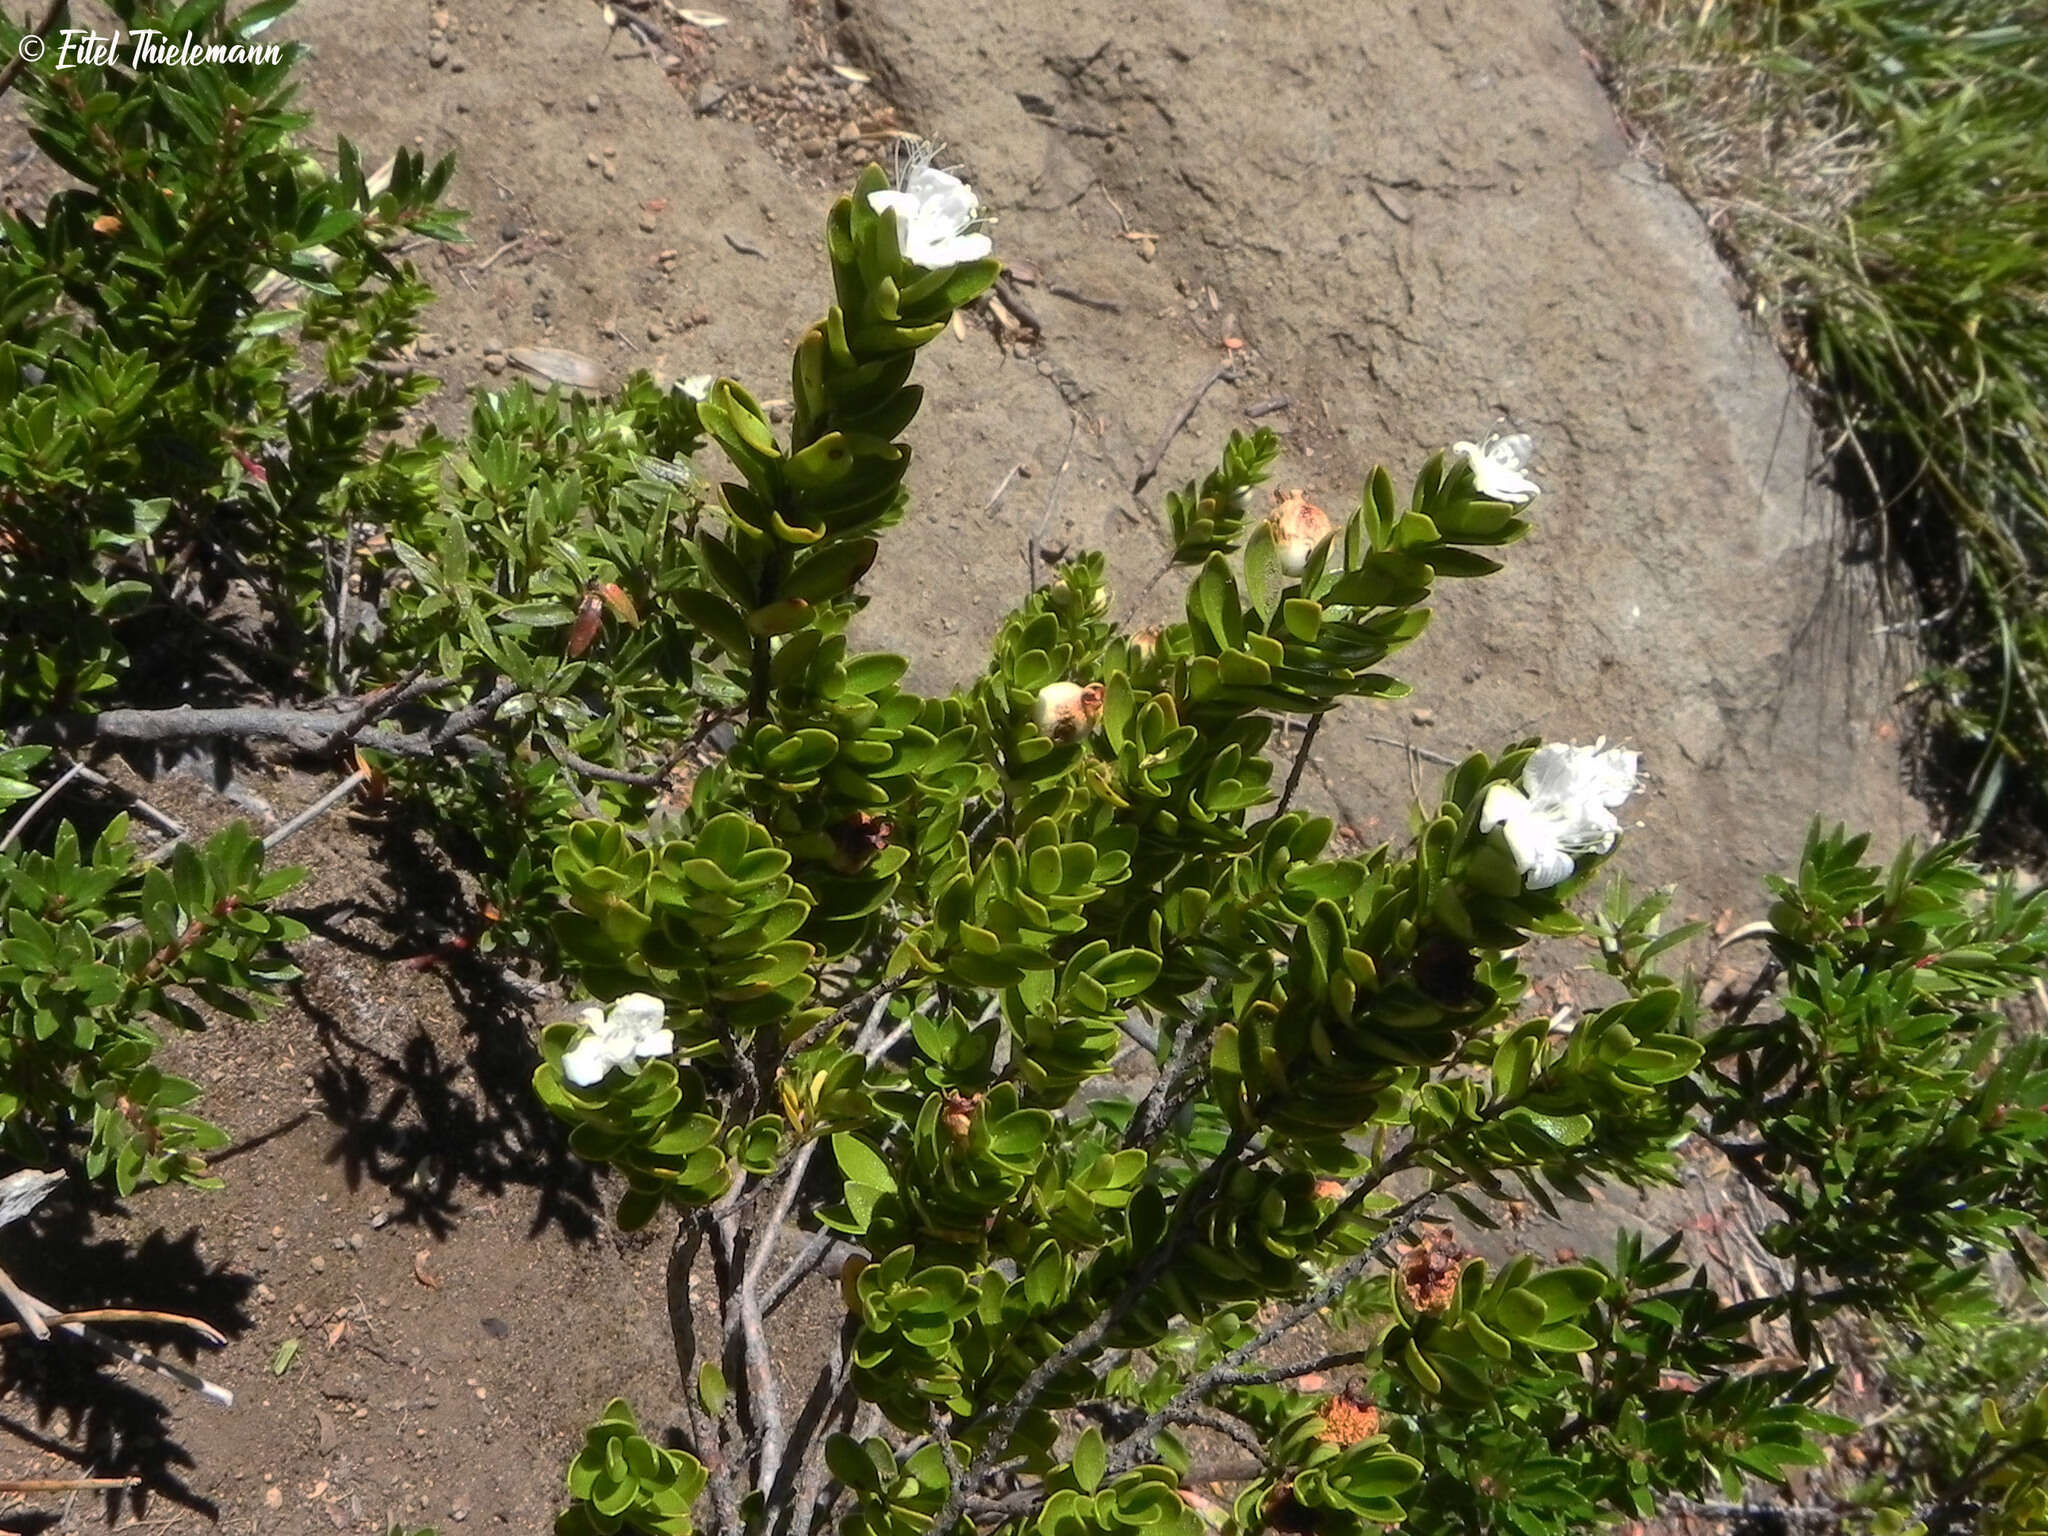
867 188 918 222
633 1028 676 1061
561 1037 615 1088
609 993 667 1038
1479 781 1529 834
573 1004 605 1030
1519 745 1579 804
1485 432 1534 471
920 230 992 267
1520 838 1578 890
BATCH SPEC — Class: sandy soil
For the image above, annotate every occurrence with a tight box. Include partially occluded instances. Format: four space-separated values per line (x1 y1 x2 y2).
0 0 1917 1528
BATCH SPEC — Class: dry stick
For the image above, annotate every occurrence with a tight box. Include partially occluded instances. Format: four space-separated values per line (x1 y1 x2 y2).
785 1364 859 1536
67 764 185 837
1211 1346 1372 1389
1131 361 1239 497
0 760 86 850
1273 713 1324 818
317 666 446 753
0 0 66 102
0 1477 141 1494
1025 415 1082 601
0 1307 227 1346
261 768 370 854
784 973 910 1060
552 745 675 788
760 1229 839 1321
668 1223 741 1533
1359 732 1461 769
0 1266 235 1406
982 463 1023 517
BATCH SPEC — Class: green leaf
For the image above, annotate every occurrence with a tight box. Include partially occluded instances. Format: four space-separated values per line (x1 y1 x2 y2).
271 1338 300 1376
832 1133 896 1193
1072 1426 1106 1493
698 1362 729 1418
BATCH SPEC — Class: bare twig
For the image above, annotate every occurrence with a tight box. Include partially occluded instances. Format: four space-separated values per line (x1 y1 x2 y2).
1274 714 1324 817
0 1262 234 1405
0 1476 142 1493
1027 416 1082 600
785 974 910 1060
0 1307 228 1346
761 1229 840 1320
0 0 67 102
1131 361 1240 496
983 463 1024 517
1048 283 1123 313
317 666 446 753
0 760 86 850
262 768 370 854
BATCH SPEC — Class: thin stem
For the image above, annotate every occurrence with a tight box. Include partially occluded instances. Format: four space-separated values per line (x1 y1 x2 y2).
1274 713 1324 818
0 760 86 850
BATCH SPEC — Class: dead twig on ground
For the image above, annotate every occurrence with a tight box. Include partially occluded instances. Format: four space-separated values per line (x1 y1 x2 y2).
1131 360 1240 496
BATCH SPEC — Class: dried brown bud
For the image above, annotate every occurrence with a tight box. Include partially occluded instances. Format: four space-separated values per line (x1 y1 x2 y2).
828 811 894 874
1032 680 1105 743
1315 1390 1381 1447
1400 1228 1471 1314
1267 490 1332 577
940 1091 981 1143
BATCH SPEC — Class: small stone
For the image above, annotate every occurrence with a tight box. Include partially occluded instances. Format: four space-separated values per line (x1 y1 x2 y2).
428 39 449 66
256 1284 276 1303
310 1256 326 1274
601 144 617 159
482 353 505 374
695 81 728 114
449 56 467 73
584 93 601 112
480 1316 510 1340
638 210 658 232
645 319 665 342
347 1234 366 1253
254 1234 273 1252
602 162 617 182
265 1488 284 1510
432 7 451 27
369 1209 390 1229
1410 707 1435 727
585 150 601 167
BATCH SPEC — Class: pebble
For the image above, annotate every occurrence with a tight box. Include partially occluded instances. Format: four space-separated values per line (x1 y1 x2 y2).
449 56 467 73
638 210 658 232
585 94 602 112
428 40 449 67
1410 707 1436 726
310 1256 326 1274
695 81 728 114
482 353 505 374
347 1234 366 1253
646 319 665 341
602 162 617 182
369 1210 390 1229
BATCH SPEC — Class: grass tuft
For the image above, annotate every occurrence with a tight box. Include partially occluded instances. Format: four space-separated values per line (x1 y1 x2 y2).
1583 0 2048 844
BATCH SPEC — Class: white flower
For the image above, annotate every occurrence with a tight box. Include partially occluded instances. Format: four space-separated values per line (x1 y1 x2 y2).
1479 740 1640 890
678 374 714 401
1452 431 1540 505
868 155 992 270
561 993 674 1087
1266 491 1333 578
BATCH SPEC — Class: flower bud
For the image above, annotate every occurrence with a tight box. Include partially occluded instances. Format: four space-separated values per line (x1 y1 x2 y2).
1048 576 1109 618
1266 490 1331 577
1031 680 1105 743
940 1091 981 1143
1128 626 1162 666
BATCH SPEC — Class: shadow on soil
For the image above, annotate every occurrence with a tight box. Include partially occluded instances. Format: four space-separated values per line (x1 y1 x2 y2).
0 1195 253 1526
282 818 604 1244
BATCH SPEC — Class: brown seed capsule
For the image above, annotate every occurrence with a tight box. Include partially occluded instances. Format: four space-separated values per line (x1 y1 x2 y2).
1032 680 1106 744
597 582 640 625
1315 1387 1381 1447
940 1091 981 1143
1400 1228 1471 1314
828 811 894 874
567 590 605 658
92 213 123 236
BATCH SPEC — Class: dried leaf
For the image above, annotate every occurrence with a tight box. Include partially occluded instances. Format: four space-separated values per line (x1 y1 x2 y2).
830 64 870 83
412 1249 442 1290
507 346 605 390
677 8 727 25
